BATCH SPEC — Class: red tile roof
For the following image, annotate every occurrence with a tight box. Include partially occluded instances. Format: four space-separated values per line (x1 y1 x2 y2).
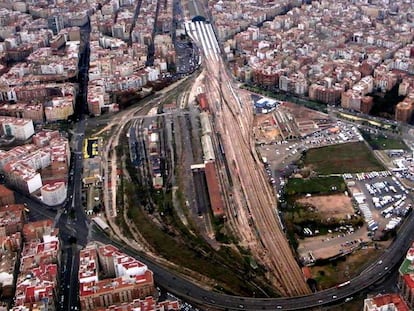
372 293 410 311
204 162 225 217
403 274 414 290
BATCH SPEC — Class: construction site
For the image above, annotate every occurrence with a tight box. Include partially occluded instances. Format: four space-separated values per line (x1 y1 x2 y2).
254 100 335 144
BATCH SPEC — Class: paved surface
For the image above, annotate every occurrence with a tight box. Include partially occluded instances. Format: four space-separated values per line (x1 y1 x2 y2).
85 207 414 310
20 81 414 311
297 226 368 260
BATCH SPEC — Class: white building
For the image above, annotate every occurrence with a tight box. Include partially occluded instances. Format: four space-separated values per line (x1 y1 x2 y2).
145 67 160 81
22 150 51 171
201 135 215 162
0 118 34 140
363 293 409 311
114 256 148 278
41 182 67 206
4 162 42 194
0 271 13 288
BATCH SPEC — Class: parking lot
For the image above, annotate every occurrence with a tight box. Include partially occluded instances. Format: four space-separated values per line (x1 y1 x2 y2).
345 171 412 233
298 226 369 263
302 121 363 146
175 40 198 74
296 170 412 263
257 121 364 190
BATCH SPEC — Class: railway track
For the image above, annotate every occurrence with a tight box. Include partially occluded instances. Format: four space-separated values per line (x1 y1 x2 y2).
202 53 311 296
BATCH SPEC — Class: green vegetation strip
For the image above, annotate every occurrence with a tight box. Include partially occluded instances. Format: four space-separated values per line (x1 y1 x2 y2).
125 188 263 296
360 130 408 150
120 134 274 296
303 142 384 174
285 176 346 195
313 248 380 290
113 112 281 296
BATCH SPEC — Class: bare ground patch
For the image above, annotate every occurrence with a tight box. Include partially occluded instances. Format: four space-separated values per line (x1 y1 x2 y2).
310 246 384 290
297 193 354 219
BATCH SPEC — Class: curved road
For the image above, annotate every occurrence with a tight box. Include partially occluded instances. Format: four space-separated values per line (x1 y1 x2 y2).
88 207 414 310
22 114 414 310
18 80 414 310
74 90 414 309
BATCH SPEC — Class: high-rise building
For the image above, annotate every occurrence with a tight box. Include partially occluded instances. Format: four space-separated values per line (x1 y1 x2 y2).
47 15 64 35
395 101 414 123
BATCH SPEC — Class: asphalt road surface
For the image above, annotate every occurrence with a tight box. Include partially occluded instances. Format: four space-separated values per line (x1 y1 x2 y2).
87 207 414 310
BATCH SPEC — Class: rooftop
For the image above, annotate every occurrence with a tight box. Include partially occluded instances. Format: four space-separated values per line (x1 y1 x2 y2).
370 293 409 311
0 185 13 198
399 257 414 275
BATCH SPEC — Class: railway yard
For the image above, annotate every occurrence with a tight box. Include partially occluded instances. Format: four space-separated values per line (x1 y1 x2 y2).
6 0 410 308
100 18 316 297
182 20 311 296
80 8 414 307
107 17 414 298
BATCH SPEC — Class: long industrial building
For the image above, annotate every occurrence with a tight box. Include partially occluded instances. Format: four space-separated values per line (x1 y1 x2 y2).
204 162 225 218
201 134 215 162
200 112 212 135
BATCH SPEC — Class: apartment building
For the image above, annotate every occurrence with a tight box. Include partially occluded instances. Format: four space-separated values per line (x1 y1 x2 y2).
12 220 60 311
0 117 34 140
40 181 67 206
79 244 155 311
398 243 414 308
364 294 409 311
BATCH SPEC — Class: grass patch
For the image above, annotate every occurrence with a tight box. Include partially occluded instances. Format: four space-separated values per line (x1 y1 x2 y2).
303 142 384 174
121 148 274 296
360 130 408 150
126 199 265 296
285 176 346 196
312 247 380 289
43 120 71 132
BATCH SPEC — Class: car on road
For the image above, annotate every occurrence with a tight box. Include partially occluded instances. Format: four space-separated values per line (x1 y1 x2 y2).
332 295 337 299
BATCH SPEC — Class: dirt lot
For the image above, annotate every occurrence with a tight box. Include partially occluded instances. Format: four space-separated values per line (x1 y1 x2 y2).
297 194 354 219
253 114 281 143
294 194 366 261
